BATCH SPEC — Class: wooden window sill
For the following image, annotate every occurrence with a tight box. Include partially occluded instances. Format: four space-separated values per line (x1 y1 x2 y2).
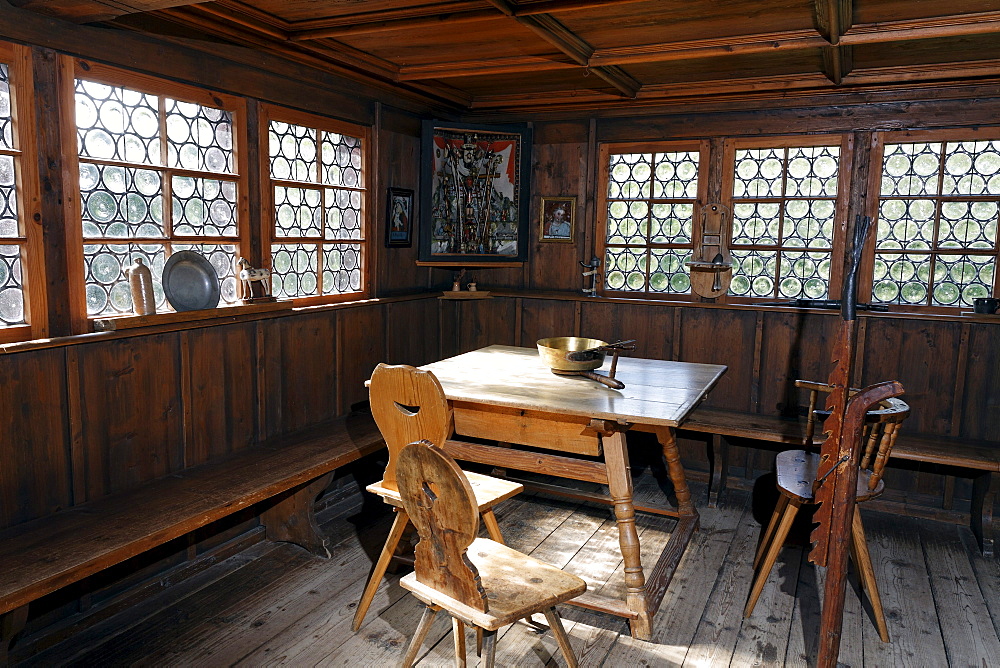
91 300 294 332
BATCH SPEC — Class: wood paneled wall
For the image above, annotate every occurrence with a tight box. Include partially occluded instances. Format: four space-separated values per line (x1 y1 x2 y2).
0 297 442 531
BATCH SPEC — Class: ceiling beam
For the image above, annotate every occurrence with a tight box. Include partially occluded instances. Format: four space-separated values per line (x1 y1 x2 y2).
814 0 853 44
822 45 853 85
10 0 212 23
486 0 638 97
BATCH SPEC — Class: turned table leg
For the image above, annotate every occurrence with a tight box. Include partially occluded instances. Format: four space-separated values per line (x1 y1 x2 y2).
261 472 335 558
603 430 652 639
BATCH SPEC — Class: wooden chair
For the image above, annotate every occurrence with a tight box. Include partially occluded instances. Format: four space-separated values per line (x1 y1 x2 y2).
744 380 909 642
396 441 587 668
352 363 523 632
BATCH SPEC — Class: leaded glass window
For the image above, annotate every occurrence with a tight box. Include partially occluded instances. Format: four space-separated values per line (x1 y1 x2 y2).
265 109 367 301
601 147 701 295
873 139 999 308
728 143 841 300
0 60 24 328
74 75 242 317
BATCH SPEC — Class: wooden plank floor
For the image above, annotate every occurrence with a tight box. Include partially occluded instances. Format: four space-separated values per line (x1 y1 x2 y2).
21 476 1000 667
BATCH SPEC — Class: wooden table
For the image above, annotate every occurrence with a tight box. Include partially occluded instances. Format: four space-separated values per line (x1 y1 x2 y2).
422 345 726 639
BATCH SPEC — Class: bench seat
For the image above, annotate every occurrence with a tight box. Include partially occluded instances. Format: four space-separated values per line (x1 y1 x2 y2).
0 412 385 661
680 407 1000 556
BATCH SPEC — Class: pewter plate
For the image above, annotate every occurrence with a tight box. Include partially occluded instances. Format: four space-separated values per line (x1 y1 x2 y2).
162 251 221 312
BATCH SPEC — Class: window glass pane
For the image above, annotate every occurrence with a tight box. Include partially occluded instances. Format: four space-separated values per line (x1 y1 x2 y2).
274 185 322 237
80 164 164 239
607 153 652 199
942 141 1000 196
0 243 23 325
649 248 691 293
0 154 16 237
650 202 692 244
83 243 166 316
271 242 318 298
653 151 698 198
172 176 237 237
325 188 362 240
730 249 777 298
321 132 362 188
778 251 830 299
166 99 234 174
75 80 160 165
0 62 12 150
323 243 362 294
269 121 316 182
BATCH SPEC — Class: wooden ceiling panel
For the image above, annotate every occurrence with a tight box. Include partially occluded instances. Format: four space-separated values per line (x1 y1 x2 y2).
432 67 619 96
852 0 1000 24
623 51 824 86
335 17 556 66
557 0 817 49
850 34 1000 69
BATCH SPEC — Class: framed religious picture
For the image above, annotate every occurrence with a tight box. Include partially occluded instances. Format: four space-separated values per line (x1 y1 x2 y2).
386 187 414 247
539 197 576 243
419 120 532 263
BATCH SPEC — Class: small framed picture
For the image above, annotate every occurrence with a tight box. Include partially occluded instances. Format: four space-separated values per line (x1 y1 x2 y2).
539 196 576 243
386 187 414 247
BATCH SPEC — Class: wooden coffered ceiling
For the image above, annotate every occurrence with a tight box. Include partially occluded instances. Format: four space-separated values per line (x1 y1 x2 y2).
13 0 1000 115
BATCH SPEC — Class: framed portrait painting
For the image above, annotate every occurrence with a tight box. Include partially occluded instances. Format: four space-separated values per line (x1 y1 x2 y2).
419 120 532 263
386 187 413 247
539 196 576 243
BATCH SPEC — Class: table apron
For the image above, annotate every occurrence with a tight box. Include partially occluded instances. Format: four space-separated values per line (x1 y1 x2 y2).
452 402 603 456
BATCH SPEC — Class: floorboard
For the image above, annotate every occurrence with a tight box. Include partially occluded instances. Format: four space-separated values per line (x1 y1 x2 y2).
19 475 1000 668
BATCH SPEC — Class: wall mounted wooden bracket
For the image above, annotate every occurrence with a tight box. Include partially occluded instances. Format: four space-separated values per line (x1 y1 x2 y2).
687 203 733 298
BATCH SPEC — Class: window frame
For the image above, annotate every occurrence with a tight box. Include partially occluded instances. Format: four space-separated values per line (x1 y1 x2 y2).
259 103 371 306
862 127 1000 314
0 41 46 343
62 57 250 332
720 134 853 305
596 139 710 301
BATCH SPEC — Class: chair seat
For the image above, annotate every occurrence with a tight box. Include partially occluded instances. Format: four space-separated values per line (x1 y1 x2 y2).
368 470 523 510
776 450 884 503
401 536 587 631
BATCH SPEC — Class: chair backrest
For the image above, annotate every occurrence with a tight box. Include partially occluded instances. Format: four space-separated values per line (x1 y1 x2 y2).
795 379 910 490
396 440 488 612
369 363 454 491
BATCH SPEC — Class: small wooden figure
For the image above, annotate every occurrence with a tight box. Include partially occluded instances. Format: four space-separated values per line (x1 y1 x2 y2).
237 258 276 303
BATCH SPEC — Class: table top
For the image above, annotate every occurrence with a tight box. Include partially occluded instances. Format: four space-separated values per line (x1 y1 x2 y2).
422 345 727 427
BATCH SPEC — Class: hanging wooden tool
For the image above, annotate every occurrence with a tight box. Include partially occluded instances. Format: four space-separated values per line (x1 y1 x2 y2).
809 215 904 667
686 203 732 298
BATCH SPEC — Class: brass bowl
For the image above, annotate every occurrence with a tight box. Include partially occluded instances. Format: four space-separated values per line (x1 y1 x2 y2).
536 337 608 371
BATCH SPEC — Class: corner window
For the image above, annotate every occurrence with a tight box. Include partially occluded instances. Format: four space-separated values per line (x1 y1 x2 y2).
598 142 705 296
872 134 999 309
71 62 246 319
262 105 369 303
0 43 44 342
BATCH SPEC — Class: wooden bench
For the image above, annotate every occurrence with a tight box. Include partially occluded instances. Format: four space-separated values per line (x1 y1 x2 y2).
680 407 1000 557
0 412 385 663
